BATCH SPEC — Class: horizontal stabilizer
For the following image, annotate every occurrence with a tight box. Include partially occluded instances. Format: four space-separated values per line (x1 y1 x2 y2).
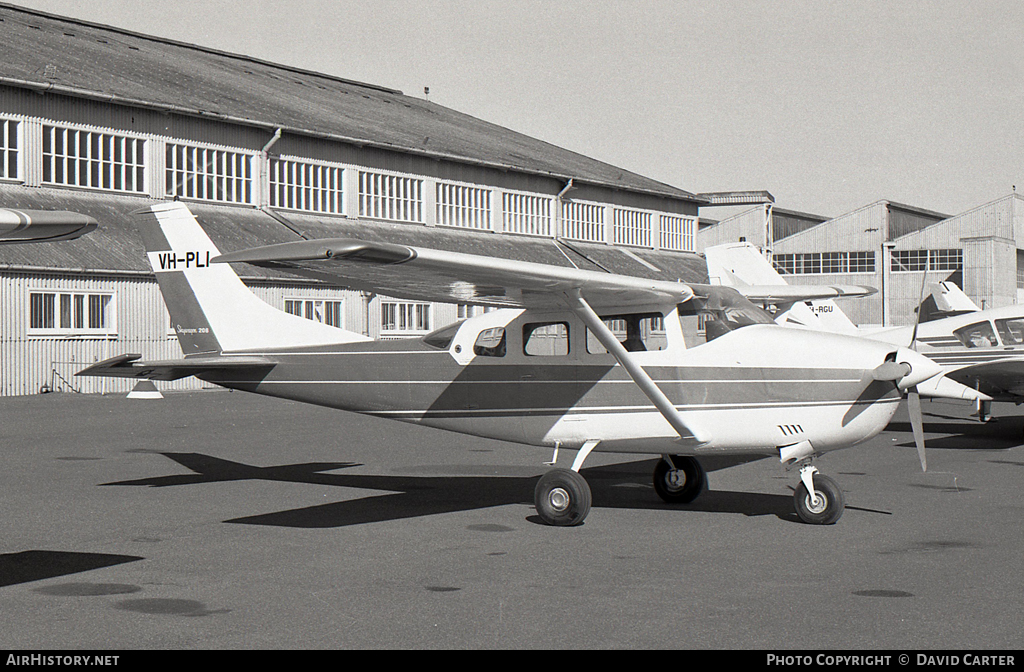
76 353 274 381
735 284 877 302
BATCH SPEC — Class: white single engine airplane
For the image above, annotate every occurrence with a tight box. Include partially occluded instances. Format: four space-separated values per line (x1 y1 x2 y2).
705 241 1024 426
79 203 946 526
0 208 97 243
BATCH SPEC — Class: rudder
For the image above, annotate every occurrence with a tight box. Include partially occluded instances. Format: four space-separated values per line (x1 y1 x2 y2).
136 202 369 354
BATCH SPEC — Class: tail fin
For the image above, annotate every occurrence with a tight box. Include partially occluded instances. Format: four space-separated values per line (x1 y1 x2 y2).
704 241 858 333
137 202 369 355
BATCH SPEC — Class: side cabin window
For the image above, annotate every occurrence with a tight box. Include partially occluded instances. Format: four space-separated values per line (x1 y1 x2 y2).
523 322 569 356
954 321 997 348
995 318 1024 346
586 313 667 353
474 327 506 357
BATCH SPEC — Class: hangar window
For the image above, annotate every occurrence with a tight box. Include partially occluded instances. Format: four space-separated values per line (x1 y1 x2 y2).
660 214 696 252
0 118 18 181
284 298 344 328
269 159 344 214
28 290 115 336
503 192 552 236
381 301 431 335
436 182 491 230
359 171 423 223
562 201 605 243
166 143 253 204
613 208 651 247
42 125 145 193
773 251 875 275
891 249 962 272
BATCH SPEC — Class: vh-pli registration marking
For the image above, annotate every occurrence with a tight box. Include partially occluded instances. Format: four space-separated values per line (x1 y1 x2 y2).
153 250 211 270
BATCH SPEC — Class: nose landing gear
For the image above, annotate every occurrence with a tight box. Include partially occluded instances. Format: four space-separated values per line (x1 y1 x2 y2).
793 464 844 525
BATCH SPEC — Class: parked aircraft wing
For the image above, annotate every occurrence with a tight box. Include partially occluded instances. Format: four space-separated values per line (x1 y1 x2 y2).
0 209 98 243
944 358 1024 398
76 353 275 381
214 238 695 311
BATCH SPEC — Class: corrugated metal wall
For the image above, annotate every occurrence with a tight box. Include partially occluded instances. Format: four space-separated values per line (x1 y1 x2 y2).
0 271 399 397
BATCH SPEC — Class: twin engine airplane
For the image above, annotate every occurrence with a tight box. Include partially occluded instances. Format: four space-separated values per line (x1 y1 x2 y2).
79 203 945 526
705 241 1023 426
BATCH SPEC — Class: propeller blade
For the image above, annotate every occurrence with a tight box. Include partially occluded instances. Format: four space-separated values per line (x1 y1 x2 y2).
907 387 927 472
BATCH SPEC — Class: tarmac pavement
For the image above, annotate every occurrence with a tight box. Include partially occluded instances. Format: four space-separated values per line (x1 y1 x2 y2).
1 388 1022 650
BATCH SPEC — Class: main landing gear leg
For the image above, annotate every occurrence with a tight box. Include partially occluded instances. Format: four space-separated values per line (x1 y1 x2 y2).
534 440 598 526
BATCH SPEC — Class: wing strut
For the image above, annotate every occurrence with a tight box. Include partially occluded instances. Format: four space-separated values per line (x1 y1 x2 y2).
564 289 708 445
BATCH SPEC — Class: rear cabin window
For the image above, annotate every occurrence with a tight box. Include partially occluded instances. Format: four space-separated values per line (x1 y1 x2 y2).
523 322 569 356
586 313 667 353
473 327 506 357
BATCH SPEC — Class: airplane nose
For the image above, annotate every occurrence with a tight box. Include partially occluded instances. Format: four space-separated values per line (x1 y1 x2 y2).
892 347 943 390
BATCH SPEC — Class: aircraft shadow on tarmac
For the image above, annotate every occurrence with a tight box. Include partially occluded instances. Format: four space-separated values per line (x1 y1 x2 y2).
888 411 1024 451
102 452 801 528
0 550 143 588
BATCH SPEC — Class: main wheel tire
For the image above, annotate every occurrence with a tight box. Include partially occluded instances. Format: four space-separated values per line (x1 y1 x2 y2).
534 468 592 526
793 473 844 525
653 456 706 504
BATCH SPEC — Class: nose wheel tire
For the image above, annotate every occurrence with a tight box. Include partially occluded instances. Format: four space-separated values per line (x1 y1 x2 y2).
535 468 592 526
653 456 706 504
793 473 844 525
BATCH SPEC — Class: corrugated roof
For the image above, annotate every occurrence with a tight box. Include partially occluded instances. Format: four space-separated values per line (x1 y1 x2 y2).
0 185 708 284
0 3 701 203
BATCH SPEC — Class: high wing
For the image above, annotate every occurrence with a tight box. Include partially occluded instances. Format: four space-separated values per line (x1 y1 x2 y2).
0 208 98 244
213 238 695 311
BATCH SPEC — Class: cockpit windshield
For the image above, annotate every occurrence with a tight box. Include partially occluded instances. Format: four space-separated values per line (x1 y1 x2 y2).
681 286 776 342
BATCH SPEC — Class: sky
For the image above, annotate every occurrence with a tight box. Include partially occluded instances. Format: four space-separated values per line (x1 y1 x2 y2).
10 0 1024 219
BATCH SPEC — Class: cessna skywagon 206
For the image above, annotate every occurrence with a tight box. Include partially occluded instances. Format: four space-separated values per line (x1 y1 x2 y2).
80 203 945 526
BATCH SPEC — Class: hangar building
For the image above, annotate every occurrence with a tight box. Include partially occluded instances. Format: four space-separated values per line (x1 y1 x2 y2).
698 193 1024 328
0 3 709 396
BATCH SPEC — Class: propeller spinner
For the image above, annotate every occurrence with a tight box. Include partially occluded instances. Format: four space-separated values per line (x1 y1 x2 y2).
871 347 941 472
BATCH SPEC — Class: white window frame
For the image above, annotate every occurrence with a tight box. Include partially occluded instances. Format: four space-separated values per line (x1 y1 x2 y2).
381 301 432 336
890 249 961 273
0 117 20 182
502 191 553 237
269 157 345 214
612 207 651 247
435 181 491 230
284 297 345 329
165 141 254 204
41 123 146 194
562 200 605 243
659 214 695 252
28 290 117 337
358 170 423 223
